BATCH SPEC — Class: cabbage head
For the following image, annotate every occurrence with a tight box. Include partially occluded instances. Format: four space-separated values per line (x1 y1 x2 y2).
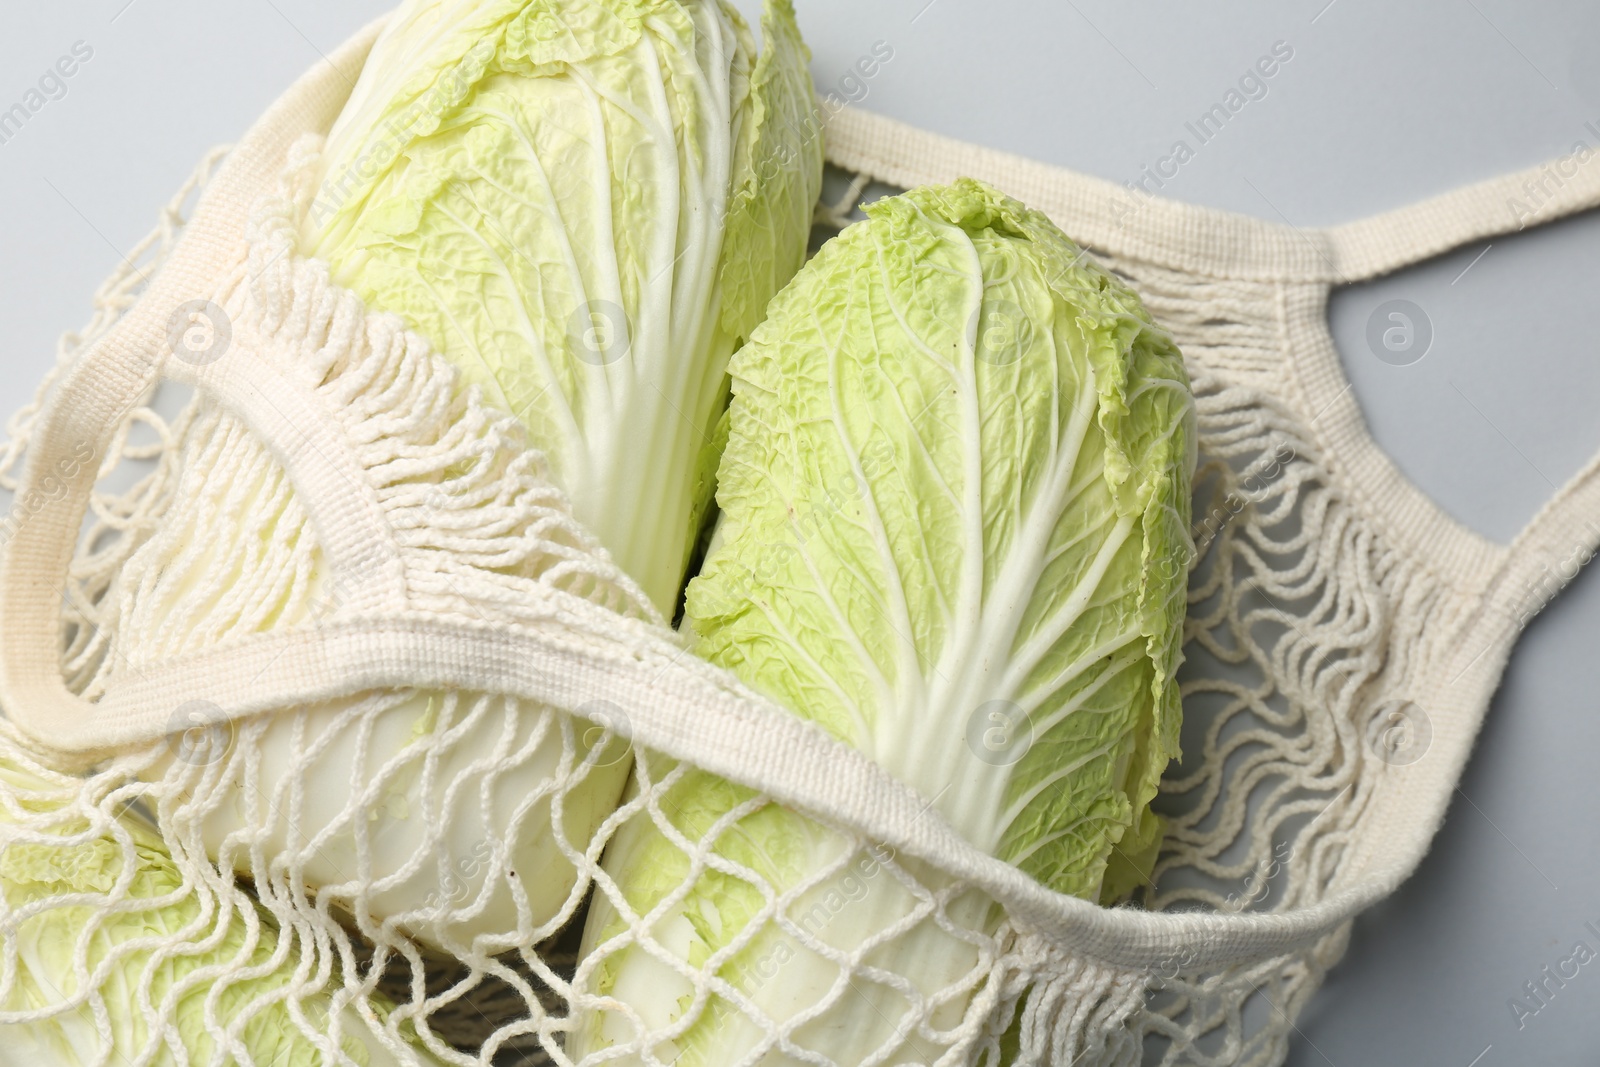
574 178 1195 1065
305 0 823 612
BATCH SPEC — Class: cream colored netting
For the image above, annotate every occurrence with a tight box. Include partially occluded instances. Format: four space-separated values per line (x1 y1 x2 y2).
0 29 1590 1067
1115 267 1452 1065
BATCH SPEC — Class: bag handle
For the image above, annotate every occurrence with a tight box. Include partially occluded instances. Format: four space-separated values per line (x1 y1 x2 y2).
1323 144 1600 281
1489 452 1600 630
0 20 387 755
824 105 1600 284
821 105 1321 283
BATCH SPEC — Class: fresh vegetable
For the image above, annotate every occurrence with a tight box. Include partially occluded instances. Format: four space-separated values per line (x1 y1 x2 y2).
0 751 438 1066
304 0 823 615
573 179 1195 1064
136 0 820 955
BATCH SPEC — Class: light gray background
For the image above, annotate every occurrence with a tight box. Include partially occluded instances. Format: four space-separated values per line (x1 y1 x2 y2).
3 2 1598 1064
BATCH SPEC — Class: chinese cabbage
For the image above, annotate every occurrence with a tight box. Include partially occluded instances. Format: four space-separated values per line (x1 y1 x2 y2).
574 178 1195 1065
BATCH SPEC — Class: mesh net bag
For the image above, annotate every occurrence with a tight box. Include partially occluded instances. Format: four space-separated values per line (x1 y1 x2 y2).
2 19 1598 1067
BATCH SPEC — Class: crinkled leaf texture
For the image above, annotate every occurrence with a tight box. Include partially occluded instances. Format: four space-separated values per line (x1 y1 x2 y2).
305 0 823 613
576 179 1195 1064
694 178 1194 896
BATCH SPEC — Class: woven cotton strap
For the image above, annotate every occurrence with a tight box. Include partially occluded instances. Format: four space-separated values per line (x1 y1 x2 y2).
823 106 1600 284
5 39 1559 980
1495 452 1600 622
1324 150 1600 280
